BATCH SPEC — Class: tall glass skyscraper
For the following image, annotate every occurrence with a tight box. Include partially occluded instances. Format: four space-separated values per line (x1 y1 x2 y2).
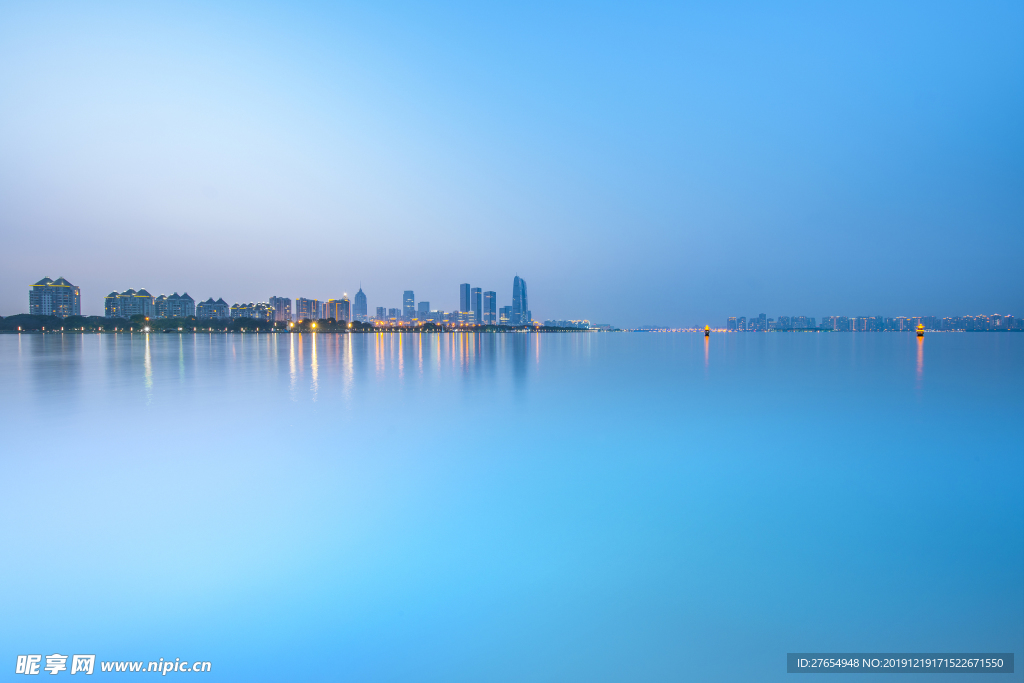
353 288 367 322
511 276 528 325
403 291 415 320
471 287 482 323
459 283 471 313
483 291 496 324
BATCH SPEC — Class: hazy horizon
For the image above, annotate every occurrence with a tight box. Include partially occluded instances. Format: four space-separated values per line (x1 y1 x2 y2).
1 1 1022 326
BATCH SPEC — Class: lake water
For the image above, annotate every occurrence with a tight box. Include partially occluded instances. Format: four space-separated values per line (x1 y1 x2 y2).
1 332 1021 682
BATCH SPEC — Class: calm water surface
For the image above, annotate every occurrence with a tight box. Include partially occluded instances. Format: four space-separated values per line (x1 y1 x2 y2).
1 332 1021 682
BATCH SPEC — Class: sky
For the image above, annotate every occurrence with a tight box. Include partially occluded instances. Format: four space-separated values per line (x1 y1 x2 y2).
0 0 1021 327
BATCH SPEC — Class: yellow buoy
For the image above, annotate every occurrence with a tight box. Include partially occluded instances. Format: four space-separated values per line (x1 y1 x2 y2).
704 325 710 338
916 324 924 337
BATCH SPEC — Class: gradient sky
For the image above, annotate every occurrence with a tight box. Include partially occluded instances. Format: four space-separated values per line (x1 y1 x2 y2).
0 0 1021 326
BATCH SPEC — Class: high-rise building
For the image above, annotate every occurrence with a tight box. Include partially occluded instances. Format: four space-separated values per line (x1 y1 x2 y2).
196 298 230 319
460 283 471 313
471 287 482 323
231 302 273 321
375 306 386 320
511 276 528 325
403 291 415 320
104 289 155 319
296 298 321 322
388 308 400 320
30 277 80 318
354 288 368 322
499 306 512 326
269 296 292 322
483 291 496 324
155 293 195 319
727 317 738 331
417 301 430 317
327 297 351 322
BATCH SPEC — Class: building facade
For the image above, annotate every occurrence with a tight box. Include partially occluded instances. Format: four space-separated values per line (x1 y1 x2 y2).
269 296 292 322
471 287 482 323
499 306 512 326
296 298 322 322
30 277 81 318
511 276 529 325
327 298 351 322
403 291 415 320
196 298 230 319
354 288 368 322
483 291 496 324
460 283 471 313
230 302 273 321
105 289 155 319
154 293 195 319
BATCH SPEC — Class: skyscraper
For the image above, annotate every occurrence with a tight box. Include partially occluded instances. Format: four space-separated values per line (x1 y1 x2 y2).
499 305 512 326
483 291 496 324
375 306 386 320
403 291 415 320
327 297 350 322
353 288 368 322
296 298 321 322
29 277 80 318
269 296 292 322
471 287 482 323
459 283 471 312
511 276 528 325
417 301 430 317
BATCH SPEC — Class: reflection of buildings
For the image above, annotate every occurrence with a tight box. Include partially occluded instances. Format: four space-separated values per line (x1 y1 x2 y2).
270 296 292 322
155 293 195 318
196 298 230 319
30 277 81 318
354 288 368 322
105 289 155 318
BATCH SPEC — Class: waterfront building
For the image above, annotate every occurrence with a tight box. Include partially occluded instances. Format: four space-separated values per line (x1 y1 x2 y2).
511 276 528 325
296 298 322 322
327 297 351 322
29 277 80 318
417 301 430 321
388 308 400 321
231 302 273 321
471 287 482 323
543 320 591 329
460 283 471 313
105 289 155 319
269 296 292 322
499 306 512 326
155 292 195 319
403 291 415 320
483 291 496 324
375 306 386 320
196 297 230 319
727 317 738 331
354 288 368 322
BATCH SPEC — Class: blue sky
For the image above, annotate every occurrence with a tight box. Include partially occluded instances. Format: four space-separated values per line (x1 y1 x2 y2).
0 0 1021 325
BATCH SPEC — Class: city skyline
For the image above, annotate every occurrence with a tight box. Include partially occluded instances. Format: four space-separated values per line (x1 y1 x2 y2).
1 3 1020 326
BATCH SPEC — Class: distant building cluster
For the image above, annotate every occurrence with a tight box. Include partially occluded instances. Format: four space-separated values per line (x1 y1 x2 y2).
25 276 547 328
30 277 80 318
543 320 591 329
727 314 1022 331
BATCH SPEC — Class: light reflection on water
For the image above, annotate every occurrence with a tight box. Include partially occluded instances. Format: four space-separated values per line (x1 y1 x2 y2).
0 331 1021 683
